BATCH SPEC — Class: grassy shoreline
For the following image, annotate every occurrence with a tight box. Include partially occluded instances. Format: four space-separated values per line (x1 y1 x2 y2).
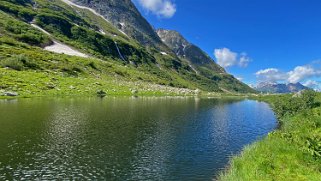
219 91 321 181
1 68 254 99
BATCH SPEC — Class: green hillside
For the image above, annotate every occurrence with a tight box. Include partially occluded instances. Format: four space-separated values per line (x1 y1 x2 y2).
0 0 255 98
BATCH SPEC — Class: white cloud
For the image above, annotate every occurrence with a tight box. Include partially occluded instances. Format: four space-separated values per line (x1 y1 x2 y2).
137 0 176 18
255 68 288 82
239 53 251 68
255 65 321 84
287 65 321 83
303 80 319 88
214 48 237 68
214 48 251 68
303 80 321 91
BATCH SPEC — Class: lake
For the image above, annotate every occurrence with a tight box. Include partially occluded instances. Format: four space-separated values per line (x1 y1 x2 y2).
0 97 277 180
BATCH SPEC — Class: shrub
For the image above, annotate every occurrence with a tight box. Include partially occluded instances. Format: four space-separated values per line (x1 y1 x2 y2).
305 135 321 158
0 57 24 70
273 90 317 118
87 61 98 70
62 65 83 76
5 20 52 47
0 54 39 71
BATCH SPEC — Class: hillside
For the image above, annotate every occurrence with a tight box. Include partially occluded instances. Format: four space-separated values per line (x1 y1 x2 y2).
0 0 254 98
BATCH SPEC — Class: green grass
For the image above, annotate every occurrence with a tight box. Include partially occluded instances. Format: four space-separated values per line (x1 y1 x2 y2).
219 92 321 181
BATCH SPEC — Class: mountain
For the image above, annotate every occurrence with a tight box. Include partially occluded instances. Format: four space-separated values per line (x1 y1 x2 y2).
0 0 255 97
156 29 253 92
68 0 171 52
156 29 226 74
256 82 309 93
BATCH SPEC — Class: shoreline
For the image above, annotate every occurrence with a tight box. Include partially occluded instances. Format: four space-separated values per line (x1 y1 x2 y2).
0 92 252 100
219 92 321 180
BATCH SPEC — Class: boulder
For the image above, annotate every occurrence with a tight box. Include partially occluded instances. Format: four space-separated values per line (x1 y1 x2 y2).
96 90 107 97
131 89 138 95
3 91 19 96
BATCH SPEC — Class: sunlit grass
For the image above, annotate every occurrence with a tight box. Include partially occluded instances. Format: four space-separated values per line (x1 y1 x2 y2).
219 93 321 181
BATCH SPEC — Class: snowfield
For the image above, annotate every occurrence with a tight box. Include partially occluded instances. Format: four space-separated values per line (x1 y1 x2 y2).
44 41 89 58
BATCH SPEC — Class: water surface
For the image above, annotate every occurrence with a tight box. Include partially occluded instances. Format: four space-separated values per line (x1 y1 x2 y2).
0 97 276 180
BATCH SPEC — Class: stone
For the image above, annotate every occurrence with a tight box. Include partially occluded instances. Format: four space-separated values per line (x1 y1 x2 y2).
3 91 19 96
96 90 107 97
194 89 201 95
131 90 138 94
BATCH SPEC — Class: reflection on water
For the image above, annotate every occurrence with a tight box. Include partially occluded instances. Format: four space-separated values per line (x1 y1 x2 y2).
0 97 277 180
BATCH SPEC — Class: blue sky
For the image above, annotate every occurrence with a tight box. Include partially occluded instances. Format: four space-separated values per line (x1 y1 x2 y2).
133 0 321 89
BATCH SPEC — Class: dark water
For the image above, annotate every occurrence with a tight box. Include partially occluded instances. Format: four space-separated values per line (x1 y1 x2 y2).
0 97 277 180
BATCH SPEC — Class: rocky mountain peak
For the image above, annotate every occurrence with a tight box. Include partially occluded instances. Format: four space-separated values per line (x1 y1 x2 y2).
156 29 226 74
70 0 168 51
156 29 190 57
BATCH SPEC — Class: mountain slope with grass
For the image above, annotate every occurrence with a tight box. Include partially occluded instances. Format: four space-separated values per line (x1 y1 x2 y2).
0 0 255 98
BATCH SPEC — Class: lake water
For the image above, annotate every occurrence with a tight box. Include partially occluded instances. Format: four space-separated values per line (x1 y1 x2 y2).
0 97 277 180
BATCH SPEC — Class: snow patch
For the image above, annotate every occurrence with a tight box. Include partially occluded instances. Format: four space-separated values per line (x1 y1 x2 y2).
45 41 89 58
99 29 106 35
160 52 168 55
31 22 88 58
182 43 187 52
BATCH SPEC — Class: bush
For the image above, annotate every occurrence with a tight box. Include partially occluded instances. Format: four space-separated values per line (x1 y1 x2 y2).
87 61 98 70
0 54 39 71
273 90 317 118
0 57 24 70
62 65 83 76
5 20 51 47
0 1 35 21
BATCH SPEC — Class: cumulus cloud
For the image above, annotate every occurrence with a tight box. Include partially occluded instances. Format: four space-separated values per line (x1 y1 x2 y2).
255 65 321 83
255 68 288 82
303 80 321 91
214 48 251 68
303 80 319 88
214 48 237 68
287 65 321 83
239 53 251 68
137 0 176 18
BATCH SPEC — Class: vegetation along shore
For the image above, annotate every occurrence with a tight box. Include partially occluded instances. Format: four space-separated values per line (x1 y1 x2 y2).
220 90 321 180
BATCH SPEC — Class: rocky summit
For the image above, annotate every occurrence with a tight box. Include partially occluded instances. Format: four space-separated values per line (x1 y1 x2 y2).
70 0 170 52
157 29 226 74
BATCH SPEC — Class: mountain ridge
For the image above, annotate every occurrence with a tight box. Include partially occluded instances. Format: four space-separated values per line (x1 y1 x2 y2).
156 29 226 74
255 82 309 93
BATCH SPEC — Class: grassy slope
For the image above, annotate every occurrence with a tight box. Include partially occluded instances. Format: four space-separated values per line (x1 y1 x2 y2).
220 92 321 181
0 0 254 98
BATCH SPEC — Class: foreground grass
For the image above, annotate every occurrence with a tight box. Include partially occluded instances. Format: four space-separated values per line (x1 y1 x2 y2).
0 68 199 98
219 92 321 181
